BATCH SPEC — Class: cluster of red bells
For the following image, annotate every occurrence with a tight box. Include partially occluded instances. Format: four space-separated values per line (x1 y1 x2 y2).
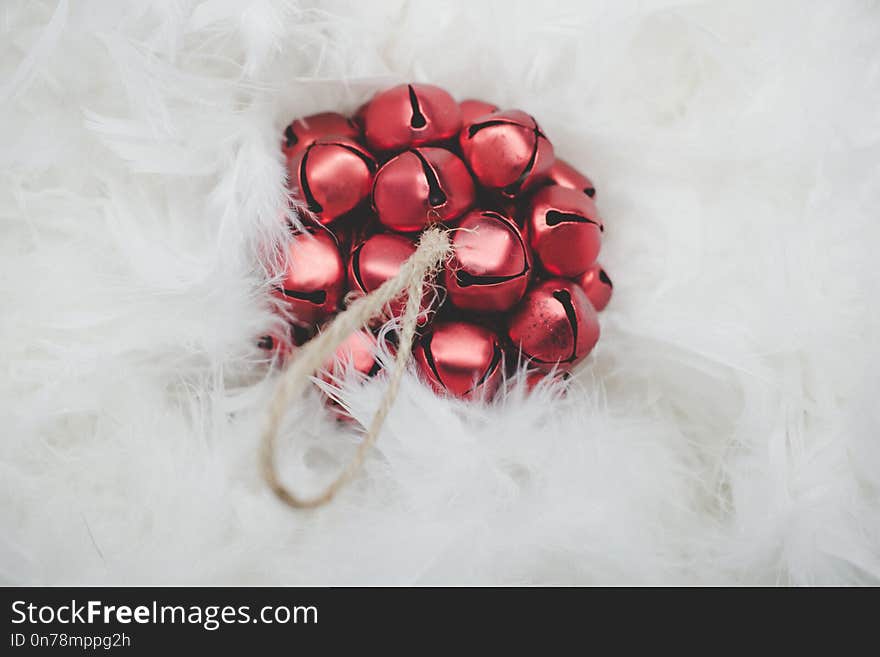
262 83 613 403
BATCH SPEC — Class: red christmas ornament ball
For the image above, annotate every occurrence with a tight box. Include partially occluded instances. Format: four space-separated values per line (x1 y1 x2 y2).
363 83 462 152
372 147 475 232
545 158 596 198
526 185 603 278
321 329 381 380
413 321 503 400
274 227 345 327
459 109 554 198
458 99 499 125
274 83 612 403
347 232 434 322
288 137 376 225
319 328 383 422
282 112 360 161
507 278 599 370
576 263 613 311
444 210 531 312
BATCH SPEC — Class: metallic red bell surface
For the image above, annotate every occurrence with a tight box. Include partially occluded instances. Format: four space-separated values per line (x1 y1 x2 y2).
319 328 383 422
459 109 554 198
458 99 499 125
443 210 531 312
274 227 345 327
526 185 603 278
321 329 380 381
507 278 599 370
282 112 360 161
544 158 596 198
373 147 475 232
412 321 503 400
576 263 613 311
363 83 462 152
288 137 376 224
347 232 433 322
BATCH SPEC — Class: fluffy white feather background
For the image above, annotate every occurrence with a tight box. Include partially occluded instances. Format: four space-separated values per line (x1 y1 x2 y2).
1 0 878 585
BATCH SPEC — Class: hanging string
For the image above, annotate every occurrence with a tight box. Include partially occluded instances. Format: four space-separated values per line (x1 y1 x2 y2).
259 226 452 509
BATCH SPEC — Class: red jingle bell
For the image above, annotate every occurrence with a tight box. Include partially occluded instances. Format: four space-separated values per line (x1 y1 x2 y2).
372 147 475 232
507 278 599 370
526 185 603 278
288 137 376 225
412 321 503 400
544 158 596 198
321 329 381 381
458 99 499 125
363 83 462 152
459 109 554 198
282 112 360 161
347 233 434 322
576 263 613 311
274 227 345 327
444 210 531 312
319 328 383 422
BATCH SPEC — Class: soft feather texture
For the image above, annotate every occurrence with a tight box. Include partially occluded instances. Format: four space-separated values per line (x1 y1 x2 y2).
1 0 878 585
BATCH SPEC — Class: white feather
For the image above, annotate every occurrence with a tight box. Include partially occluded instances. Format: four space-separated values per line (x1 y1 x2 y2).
1 0 878 584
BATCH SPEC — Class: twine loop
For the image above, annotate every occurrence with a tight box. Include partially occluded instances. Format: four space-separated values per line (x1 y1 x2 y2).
260 226 453 509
